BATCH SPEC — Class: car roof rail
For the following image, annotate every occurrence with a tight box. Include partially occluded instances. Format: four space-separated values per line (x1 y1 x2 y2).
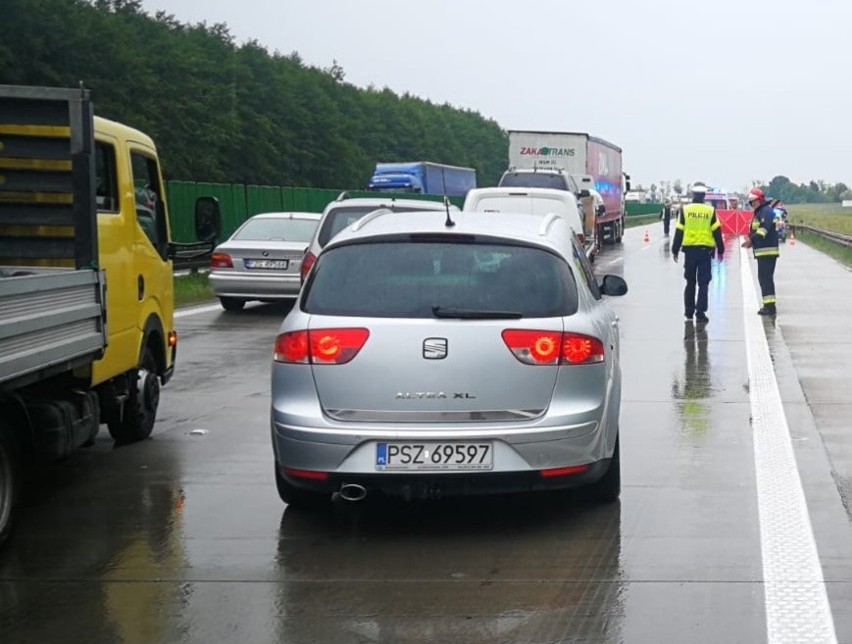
350 207 393 232
538 212 563 236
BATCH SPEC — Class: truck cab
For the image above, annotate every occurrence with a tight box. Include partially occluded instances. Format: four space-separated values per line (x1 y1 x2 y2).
91 117 176 393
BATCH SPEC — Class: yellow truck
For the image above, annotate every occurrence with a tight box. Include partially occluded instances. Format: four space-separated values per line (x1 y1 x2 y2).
0 84 218 544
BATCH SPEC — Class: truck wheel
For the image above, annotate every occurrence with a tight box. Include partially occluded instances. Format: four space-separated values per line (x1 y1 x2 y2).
220 297 245 312
614 219 624 243
0 426 21 545
108 348 159 444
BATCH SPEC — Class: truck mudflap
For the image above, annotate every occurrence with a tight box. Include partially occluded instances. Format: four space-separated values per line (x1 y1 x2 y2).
0 268 107 391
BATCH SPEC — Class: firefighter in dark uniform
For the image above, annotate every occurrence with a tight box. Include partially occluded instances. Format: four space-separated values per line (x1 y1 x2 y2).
671 184 725 323
742 188 780 315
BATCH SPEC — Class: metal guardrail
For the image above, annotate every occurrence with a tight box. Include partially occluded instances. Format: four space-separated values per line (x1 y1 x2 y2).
173 252 210 272
173 243 212 273
790 224 852 248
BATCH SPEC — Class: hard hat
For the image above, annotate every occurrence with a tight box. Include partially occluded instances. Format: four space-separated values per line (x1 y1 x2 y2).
747 188 766 205
691 183 708 194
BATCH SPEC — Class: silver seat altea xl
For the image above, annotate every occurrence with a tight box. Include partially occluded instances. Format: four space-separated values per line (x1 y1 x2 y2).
270 208 628 506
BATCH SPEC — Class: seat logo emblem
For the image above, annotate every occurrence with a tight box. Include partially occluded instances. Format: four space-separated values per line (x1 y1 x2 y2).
423 338 448 360
262 251 269 257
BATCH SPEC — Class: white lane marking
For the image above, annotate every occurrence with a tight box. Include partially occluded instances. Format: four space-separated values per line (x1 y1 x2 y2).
740 244 837 644
174 303 222 319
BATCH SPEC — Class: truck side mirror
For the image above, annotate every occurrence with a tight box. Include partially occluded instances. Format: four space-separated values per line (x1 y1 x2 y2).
194 196 221 243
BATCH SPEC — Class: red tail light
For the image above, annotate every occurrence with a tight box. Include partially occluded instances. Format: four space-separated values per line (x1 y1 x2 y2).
211 252 233 268
274 328 369 365
540 464 590 478
283 467 329 481
300 251 317 283
502 330 561 365
502 330 605 366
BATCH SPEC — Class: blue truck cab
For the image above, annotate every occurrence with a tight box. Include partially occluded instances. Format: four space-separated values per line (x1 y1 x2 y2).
368 161 476 197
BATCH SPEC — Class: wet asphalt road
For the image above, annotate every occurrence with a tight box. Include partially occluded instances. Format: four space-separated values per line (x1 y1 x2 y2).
2 224 852 643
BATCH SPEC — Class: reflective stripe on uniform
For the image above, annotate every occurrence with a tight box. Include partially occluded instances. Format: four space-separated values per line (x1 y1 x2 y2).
754 247 780 257
756 228 768 237
763 295 777 304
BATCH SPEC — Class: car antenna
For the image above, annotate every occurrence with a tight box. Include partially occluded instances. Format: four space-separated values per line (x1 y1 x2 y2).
443 196 455 228
441 169 455 227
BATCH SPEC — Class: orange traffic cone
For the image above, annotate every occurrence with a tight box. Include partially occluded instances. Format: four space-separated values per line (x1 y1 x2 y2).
643 230 650 243
789 232 796 246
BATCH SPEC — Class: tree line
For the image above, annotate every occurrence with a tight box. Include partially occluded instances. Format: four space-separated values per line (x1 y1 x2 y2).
633 176 850 205
757 176 851 205
0 0 509 188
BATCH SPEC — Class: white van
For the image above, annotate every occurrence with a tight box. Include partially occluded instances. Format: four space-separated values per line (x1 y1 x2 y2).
463 187 595 256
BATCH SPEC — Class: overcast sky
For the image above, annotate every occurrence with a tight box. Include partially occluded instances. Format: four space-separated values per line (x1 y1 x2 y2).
139 0 851 192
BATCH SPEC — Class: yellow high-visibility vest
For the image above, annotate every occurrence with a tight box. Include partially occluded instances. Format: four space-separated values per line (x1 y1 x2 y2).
676 203 719 247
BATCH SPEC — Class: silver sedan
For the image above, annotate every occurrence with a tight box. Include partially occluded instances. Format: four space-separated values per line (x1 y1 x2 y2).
209 212 320 311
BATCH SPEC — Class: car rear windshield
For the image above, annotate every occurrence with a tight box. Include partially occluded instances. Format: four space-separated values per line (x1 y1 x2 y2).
499 173 570 191
303 241 579 318
471 196 577 219
318 206 432 247
233 218 318 242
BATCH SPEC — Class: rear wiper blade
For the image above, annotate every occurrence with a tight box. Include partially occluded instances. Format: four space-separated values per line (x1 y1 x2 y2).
431 306 523 319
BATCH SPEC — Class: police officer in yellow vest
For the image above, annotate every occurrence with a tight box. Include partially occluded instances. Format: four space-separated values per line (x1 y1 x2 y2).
671 183 725 323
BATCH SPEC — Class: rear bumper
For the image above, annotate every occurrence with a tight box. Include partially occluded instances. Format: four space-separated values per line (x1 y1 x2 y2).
271 413 613 488
276 458 613 499
209 271 301 299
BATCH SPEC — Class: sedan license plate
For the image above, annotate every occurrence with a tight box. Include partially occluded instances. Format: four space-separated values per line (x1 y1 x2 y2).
376 442 493 471
245 258 289 270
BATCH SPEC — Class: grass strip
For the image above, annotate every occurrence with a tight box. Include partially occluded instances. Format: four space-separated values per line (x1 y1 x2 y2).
624 214 660 229
174 272 214 307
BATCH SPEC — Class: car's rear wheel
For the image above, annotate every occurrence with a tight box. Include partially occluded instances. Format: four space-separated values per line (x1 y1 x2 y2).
274 465 327 509
587 435 620 503
220 297 246 312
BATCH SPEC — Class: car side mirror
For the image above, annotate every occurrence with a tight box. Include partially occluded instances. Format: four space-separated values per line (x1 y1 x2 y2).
600 274 628 296
578 190 590 199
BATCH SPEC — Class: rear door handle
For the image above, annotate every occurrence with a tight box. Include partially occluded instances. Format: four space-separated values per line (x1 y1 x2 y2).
137 275 145 301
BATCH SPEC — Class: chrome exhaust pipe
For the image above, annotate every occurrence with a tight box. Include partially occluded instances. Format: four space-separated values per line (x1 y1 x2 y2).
336 483 367 502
